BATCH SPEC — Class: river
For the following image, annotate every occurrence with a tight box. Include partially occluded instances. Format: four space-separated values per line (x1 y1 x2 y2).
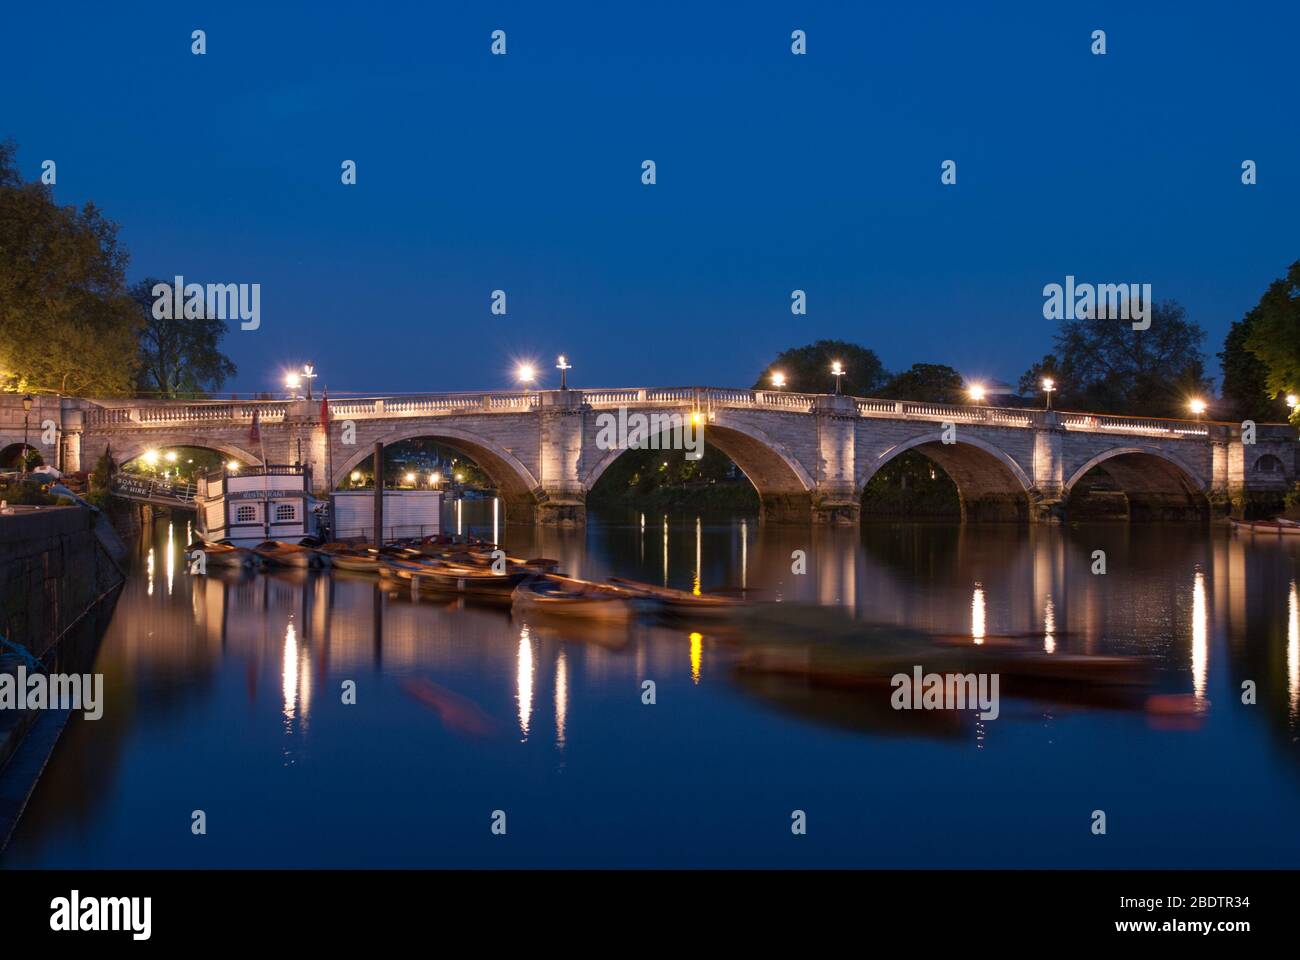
4 507 1299 868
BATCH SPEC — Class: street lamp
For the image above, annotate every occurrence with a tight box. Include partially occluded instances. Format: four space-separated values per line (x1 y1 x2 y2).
430 472 442 488
21 394 33 476
968 383 986 405
285 371 302 398
830 361 845 395
1287 394 1298 411
1041 377 1056 411
556 355 572 390
1189 398 1207 421
770 371 786 390
404 471 416 486
516 363 536 392
302 363 317 402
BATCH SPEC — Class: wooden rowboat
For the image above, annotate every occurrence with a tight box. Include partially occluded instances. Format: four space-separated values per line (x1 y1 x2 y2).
197 540 255 568
252 541 313 568
325 549 383 573
379 558 529 597
607 577 746 616
1229 518 1300 536
511 575 636 622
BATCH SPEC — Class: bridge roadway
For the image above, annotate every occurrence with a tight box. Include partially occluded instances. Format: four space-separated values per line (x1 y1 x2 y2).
3 387 1294 524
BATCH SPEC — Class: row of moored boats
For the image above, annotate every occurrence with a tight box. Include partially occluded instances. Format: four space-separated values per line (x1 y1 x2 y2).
196 536 746 623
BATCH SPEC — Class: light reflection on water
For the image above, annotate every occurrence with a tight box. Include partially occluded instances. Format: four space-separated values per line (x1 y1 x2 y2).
5 508 1300 869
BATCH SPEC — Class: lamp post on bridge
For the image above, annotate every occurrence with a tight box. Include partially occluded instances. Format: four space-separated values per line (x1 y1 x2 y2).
1041 377 1055 411
302 363 317 402
21 394 33 476
830 361 844 395
556 355 572 390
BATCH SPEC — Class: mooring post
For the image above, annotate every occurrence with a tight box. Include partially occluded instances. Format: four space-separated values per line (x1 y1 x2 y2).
373 441 384 545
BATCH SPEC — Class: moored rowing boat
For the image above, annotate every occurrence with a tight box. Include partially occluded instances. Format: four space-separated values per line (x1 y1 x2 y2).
607 577 746 616
1229 518 1300 536
511 575 636 622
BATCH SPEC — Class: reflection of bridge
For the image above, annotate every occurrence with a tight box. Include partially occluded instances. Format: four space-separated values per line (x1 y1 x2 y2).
4 388 1295 524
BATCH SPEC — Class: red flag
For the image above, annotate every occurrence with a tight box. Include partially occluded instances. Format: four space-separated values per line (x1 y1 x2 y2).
249 407 261 446
320 387 329 424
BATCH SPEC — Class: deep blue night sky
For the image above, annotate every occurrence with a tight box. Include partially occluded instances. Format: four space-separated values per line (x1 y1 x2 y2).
4 1 1298 397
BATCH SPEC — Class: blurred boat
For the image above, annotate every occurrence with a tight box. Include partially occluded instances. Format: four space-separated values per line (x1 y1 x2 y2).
607 577 746 616
511 575 636 622
732 604 1153 696
252 541 313 568
1229 518 1300 536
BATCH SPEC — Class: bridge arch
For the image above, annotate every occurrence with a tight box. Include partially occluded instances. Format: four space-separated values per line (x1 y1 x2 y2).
107 435 261 469
581 413 816 521
860 434 1033 521
331 424 542 519
1064 446 1209 520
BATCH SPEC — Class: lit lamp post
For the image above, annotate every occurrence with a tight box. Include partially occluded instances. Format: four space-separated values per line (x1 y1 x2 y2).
1041 377 1056 411
301 363 317 402
770 371 786 391
516 363 536 394
1287 394 1298 414
285 371 302 399
968 383 986 406
21 394 33 476
830 361 845 395
556 355 572 390
1189 398 1207 422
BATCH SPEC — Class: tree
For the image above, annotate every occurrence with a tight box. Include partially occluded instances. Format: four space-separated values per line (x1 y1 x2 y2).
1220 308 1288 422
879 363 965 404
754 339 888 396
0 140 141 395
132 278 237 397
1242 261 1300 421
1019 301 1214 419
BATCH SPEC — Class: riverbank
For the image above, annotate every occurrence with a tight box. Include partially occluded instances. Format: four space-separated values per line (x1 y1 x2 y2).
0 504 127 848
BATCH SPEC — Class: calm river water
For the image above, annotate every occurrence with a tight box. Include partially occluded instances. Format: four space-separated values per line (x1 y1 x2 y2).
4 508 1300 868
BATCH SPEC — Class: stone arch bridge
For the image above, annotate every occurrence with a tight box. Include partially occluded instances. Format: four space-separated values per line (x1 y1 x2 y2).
5 388 1294 524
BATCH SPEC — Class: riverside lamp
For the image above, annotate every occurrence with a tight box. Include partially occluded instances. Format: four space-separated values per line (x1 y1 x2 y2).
21 394 33 475
830 361 844 394
770 371 786 390
556 355 571 390
1041 378 1056 410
